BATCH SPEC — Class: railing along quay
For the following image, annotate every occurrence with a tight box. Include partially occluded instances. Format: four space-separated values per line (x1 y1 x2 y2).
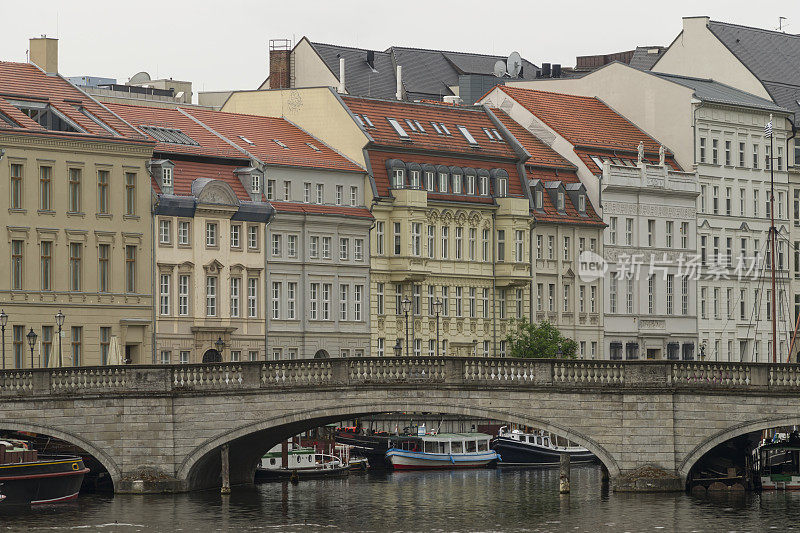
1 358 800 396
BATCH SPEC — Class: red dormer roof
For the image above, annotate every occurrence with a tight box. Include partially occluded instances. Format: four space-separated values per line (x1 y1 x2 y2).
171 160 251 202
182 107 364 173
270 201 373 219
0 62 150 143
341 95 518 159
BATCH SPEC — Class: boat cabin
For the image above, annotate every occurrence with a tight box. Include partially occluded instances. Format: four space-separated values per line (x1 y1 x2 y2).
420 434 492 455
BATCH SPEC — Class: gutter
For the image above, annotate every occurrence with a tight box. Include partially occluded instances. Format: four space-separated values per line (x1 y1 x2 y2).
150 184 158 364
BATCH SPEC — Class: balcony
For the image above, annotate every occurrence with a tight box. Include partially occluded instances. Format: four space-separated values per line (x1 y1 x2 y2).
495 260 531 287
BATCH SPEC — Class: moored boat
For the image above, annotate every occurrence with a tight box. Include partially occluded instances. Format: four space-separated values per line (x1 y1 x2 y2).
256 445 349 481
0 439 89 506
491 427 596 466
752 432 800 490
335 427 420 468
385 433 498 470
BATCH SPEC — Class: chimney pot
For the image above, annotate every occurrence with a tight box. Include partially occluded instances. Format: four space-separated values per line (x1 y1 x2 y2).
338 57 346 93
396 65 403 100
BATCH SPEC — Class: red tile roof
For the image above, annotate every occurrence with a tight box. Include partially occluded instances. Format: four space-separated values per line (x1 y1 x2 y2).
341 95 518 158
493 86 669 155
182 107 364 172
0 62 150 143
493 110 574 170
270 201 373 219
575 148 682 174
368 149 525 202
171 160 252 202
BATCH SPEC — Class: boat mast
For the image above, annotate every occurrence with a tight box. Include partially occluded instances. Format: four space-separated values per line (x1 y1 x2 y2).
767 115 777 363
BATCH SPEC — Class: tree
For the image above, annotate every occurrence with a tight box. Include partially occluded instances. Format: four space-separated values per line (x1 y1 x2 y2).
505 319 577 359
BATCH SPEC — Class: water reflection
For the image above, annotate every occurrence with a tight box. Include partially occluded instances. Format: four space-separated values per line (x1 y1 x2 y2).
2 466 800 532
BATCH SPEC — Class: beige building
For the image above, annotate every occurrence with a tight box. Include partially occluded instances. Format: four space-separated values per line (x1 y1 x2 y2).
0 42 155 367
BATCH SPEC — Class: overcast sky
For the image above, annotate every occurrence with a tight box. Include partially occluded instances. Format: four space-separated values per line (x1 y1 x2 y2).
0 0 794 96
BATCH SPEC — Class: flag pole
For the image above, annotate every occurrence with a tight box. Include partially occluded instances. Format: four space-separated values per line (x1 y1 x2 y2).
767 115 777 363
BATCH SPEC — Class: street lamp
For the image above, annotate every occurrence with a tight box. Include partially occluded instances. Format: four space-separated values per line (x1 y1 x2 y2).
432 298 443 357
55 310 65 367
401 298 412 357
393 338 402 357
0 309 7 370
26 328 37 369
215 337 225 361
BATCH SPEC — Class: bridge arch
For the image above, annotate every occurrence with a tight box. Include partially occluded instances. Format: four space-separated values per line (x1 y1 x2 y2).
678 415 800 479
0 419 122 489
178 400 619 490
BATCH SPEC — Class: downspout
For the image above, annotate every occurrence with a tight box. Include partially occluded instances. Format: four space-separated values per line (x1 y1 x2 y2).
492 211 497 356
693 101 703 167
529 217 536 325
264 210 272 360
150 182 158 365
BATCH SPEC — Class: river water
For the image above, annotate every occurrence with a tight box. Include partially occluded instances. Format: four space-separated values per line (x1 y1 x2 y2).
2 465 800 532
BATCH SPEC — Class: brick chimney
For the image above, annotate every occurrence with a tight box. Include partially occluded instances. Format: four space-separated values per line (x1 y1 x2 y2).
269 39 292 90
30 36 58 75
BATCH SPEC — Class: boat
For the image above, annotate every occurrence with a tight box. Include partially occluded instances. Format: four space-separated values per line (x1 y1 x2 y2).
256 445 349 481
334 427 421 469
491 427 597 466
0 439 89 506
385 433 499 470
752 432 800 490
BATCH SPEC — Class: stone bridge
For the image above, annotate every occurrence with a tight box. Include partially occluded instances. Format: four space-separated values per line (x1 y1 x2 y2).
2 357 800 492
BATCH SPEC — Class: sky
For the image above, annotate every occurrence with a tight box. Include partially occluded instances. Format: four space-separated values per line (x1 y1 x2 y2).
0 0 794 97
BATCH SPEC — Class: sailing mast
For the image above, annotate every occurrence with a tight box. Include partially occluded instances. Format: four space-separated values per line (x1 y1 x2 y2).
767 115 777 363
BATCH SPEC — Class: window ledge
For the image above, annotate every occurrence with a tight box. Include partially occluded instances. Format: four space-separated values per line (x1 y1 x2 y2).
158 242 173 248
67 211 85 218
8 208 27 215
37 209 56 216
96 213 113 219
123 215 140 221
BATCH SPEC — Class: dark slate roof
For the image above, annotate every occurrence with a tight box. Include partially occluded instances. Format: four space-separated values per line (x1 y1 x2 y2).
652 72 790 113
309 41 538 101
628 46 666 70
708 20 800 118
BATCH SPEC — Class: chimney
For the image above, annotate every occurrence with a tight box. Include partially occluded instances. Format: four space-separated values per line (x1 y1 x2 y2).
338 57 346 93
396 65 403 100
366 50 375 70
552 64 562 78
541 63 551 78
268 39 292 90
29 36 58 75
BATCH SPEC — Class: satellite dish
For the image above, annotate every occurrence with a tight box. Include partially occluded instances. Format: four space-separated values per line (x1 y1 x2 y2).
493 60 507 78
129 71 151 84
507 51 522 78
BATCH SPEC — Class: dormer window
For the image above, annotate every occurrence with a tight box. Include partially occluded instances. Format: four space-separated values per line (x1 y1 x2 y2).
452 174 462 194
439 172 448 193
578 194 586 212
409 170 421 189
535 189 543 210
496 177 508 197
466 174 476 195
162 167 173 188
425 171 435 191
252 175 261 194
392 169 405 188
9 99 84 133
479 176 489 196
557 192 565 210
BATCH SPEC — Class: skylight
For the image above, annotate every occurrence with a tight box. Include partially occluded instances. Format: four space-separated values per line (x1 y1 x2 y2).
9 99 84 133
491 129 504 141
439 123 451 135
430 122 442 134
306 142 320 152
457 125 478 145
353 114 365 127
414 120 425 133
273 139 289 149
0 110 18 127
405 119 418 132
72 105 119 136
140 124 198 145
362 115 375 127
482 128 494 140
239 135 255 146
388 118 409 138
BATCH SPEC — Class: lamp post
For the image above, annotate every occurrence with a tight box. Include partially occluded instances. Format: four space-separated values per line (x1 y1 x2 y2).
0 309 7 370
393 338 402 357
401 298 412 357
432 298 443 357
55 310 65 367
215 337 225 362
26 328 37 369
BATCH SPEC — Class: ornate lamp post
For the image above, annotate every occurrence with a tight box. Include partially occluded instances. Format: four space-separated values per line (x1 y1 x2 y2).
55 310 65 367
215 337 225 362
432 298 443 357
401 298 412 357
0 309 7 370
26 328 37 369
393 338 402 357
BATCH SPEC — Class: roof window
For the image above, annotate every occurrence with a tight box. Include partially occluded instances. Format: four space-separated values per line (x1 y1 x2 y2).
362 115 375 128
405 119 418 132
439 123 452 135
306 142 320 152
9 99 84 133
353 114 365 127
491 129 504 141
482 128 494 140
430 122 442 134
457 125 478 145
140 125 198 145
387 118 409 138
238 135 255 146
0 110 18 127
273 139 289 149
72 105 119 136
414 120 425 133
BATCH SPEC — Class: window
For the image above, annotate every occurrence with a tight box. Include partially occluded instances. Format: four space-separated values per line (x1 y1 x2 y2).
377 338 385 357
41 326 53 367
354 285 363 321
455 226 463 259
481 288 489 318
393 222 401 255
548 235 554 260
466 175 476 195
10 240 23 290
726 187 732 216
411 223 422 256
515 230 524 262
271 234 282 256
68 168 81 213
739 142 745 167
590 285 597 313
469 228 477 260
457 125 478 145
439 172 448 193
286 235 297 258
40 241 52 291
626 278 634 314
251 174 261 195
754 189 760 217
97 170 109 214
248 226 259 250
69 243 82 291
178 221 190 245
279 280 289 319
482 229 489 261
682 277 689 315
498 289 506 319
469 287 476 318
125 245 136 293
310 283 319 320
455 286 463 317
442 286 449 317
766 145 772 171
354 238 363 261
283 181 291 201
479 176 489 196
229 350 240 363
548 284 554 312
71 326 82 367
712 138 719 164
609 277 617 313
427 225 435 258
303 182 311 203
340 238 349 261
230 225 241 248
753 144 760 169
377 283 385 315
778 146 784 171
335 185 343 205
179 275 190 315
340 284 349 321
647 219 655 246
712 186 719 214
38 165 52 211
206 222 218 247
410 170 422 189
271 282 281 319
160 274 171 315
350 186 358 205
725 140 731 166
179 351 190 364
376 221 385 255
441 226 449 259
206 276 217 316
322 283 331 320
497 230 505 261
98 243 109 293
425 171 435 191
125 173 136 216
666 221 673 248
230 277 241 318
267 179 276 200
316 183 324 204
12 325 23 368
495 177 508 198
158 219 172 245
322 237 331 259
388 118 409 138
699 137 706 163
310 236 320 259
625 218 633 245
10 163 23 209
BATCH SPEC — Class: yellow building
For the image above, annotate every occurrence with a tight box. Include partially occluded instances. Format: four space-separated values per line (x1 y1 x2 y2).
0 41 155 367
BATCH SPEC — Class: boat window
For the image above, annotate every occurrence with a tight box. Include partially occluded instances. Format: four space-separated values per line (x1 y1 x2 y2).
451 441 463 454
543 438 550 447
270 458 276 466
466 440 476 453
439 442 449 454
424 441 438 454
536 437 542 445
524 436 530 443
297 456 302 463
477 440 488 452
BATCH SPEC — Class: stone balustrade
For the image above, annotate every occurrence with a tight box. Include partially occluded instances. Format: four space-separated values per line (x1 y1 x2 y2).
1 358 799 396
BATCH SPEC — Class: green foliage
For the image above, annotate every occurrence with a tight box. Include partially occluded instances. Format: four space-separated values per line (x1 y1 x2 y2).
504 319 577 359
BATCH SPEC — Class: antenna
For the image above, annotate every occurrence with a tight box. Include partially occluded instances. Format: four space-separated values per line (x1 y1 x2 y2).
778 16 787 32
507 51 522 78
493 60 507 78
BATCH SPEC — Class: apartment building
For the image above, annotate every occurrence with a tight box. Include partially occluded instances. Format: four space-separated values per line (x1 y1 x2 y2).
0 42 155 367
